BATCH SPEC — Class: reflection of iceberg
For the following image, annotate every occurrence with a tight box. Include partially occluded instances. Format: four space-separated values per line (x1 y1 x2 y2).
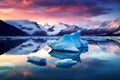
55 59 77 68
48 32 88 52
49 47 88 62
27 56 46 66
6 38 47 55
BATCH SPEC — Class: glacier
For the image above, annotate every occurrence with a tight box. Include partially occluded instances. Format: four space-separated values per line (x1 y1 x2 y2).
55 59 77 68
48 32 88 52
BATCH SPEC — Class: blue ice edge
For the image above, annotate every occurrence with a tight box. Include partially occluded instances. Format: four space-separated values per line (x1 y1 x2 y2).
48 32 88 52
55 59 78 68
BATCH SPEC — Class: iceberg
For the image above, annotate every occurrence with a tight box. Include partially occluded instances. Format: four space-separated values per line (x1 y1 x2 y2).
27 56 46 66
80 39 88 48
55 59 77 68
48 32 88 52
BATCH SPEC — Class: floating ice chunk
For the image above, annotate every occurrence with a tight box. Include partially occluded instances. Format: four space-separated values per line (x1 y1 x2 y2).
27 56 46 66
48 34 79 52
48 32 88 52
55 59 77 68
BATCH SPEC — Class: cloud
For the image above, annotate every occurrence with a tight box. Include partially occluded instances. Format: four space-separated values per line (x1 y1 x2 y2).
0 0 119 25
0 0 113 17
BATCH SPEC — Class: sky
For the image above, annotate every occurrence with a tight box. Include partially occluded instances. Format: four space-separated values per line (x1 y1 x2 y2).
0 0 120 27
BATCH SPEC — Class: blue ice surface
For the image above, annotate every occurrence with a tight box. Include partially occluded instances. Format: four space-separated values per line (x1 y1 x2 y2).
55 59 77 68
48 32 88 52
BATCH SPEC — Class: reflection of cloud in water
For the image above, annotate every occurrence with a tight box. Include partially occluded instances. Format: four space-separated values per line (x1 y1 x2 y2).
1 57 120 80
0 55 28 64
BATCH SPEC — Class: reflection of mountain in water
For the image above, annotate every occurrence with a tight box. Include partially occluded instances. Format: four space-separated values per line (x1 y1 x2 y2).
0 39 26 55
49 47 88 62
89 40 120 55
6 38 47 55
0 38 47 55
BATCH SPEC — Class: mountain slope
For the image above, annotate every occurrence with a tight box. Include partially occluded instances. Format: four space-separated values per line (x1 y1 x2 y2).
46 23 68 35
97 18 120 35
0 20 28 36
46 23 84 36
5 20 47 36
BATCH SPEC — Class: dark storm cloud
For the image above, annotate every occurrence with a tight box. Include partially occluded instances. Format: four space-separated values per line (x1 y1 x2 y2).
34 0 112 17
99 0 120 3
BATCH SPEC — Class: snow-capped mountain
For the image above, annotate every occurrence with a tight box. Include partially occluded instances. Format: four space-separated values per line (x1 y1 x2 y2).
46 23 88 36
41 17 120 36
79 24 92 30
0 20 28 36
1 17 119 36
44 23 51 30
46 23 68 35
97 17 120 35
6 39 47 55
5 20 47 36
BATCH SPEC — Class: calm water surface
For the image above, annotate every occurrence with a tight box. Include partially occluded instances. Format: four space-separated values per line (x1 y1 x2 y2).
0 37 120 80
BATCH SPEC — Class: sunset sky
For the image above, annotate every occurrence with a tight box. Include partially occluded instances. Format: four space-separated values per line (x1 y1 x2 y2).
0 0 120 26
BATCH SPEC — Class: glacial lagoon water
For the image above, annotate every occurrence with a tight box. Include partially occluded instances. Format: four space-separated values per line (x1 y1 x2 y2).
0 36 120 80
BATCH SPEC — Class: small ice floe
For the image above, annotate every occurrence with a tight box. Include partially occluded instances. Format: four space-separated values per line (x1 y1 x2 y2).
48 32 88 52
27 56 46 66
55 59 77 68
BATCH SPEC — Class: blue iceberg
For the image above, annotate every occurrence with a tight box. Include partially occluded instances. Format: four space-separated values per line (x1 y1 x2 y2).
27 56 46 66
55 59 77 68
48 32 88 52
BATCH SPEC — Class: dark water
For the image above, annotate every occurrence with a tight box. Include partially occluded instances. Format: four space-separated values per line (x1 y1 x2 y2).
0 37 120 80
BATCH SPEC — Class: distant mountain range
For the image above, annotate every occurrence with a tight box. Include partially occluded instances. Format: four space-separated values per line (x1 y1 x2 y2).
45 17 120 36
81 18 120 36
0 17 119 36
